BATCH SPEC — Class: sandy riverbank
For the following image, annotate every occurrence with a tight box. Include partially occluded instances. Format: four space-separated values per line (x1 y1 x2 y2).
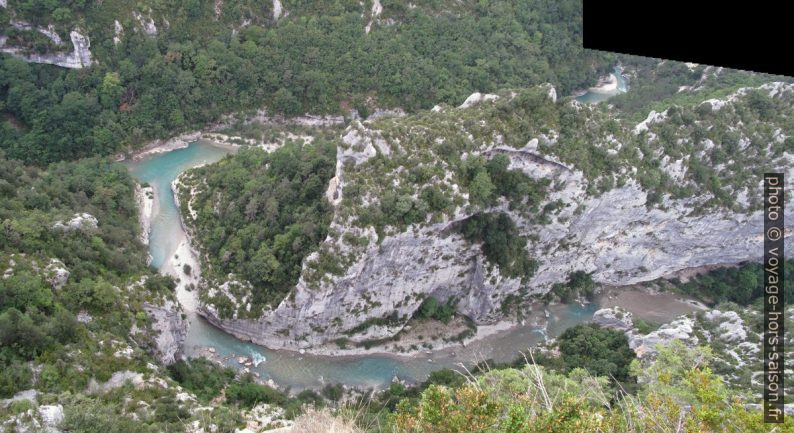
587 73 619 94
161 235 202 311
134 183 155 246
165 174 204 312
203 131 316 153
131 156 205 312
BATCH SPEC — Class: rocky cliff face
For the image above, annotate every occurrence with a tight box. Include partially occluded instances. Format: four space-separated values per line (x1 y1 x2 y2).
197 83 794 353
0 25 93 69
137 300 188 365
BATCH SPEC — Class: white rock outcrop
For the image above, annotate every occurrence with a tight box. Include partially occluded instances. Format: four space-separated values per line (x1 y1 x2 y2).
196 84 794 354
136 184 154 245
365 0 383 33
592 307 633 331
273 0 286 20
45 258 69 290
0 390 38 408
704 310 747 342
633 109 667 134
459 92 499 109
630 316 698 359
37 405 64 433
140 300 188 365
52 213 98 231
133 11 158 35
113 20 124 45
0 28 93 69
1 404 63 433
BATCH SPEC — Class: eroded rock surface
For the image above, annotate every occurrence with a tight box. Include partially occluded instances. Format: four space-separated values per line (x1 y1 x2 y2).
196 84 794 353
0 28 93 69
138 300 188 365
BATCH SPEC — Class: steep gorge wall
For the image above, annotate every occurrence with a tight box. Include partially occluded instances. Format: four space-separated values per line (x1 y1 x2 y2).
198 84 794 353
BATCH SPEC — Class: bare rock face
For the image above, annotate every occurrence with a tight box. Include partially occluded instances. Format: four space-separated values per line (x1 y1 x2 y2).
704 310 747 342
113 20 124 45
0 390 38 408
593 306 700 359
201 150 794 353
133 11 158 35
37 405 64 433
630 316 699 359
45 259 69 290
197 84 794 353
140 300 188 365
135 184 154 246
1 403 63 433
273 0 285 20
0 27 93 69
592 307 634 331
459 92 499 109
52 213 98 231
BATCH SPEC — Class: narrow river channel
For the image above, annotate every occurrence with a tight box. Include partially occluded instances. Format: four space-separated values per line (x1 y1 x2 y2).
125 71 693 391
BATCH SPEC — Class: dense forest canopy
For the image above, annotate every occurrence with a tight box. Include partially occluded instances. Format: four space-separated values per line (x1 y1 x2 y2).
180 140 336 313
0 0 612 165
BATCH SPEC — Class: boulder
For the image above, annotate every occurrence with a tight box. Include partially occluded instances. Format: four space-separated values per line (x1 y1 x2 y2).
592 307 634 331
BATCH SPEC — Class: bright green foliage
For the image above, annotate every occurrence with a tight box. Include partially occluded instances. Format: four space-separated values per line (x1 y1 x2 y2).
180 140 336 313
392 344 791 432
61 398 147 433
460 154 549 210
322 383 344 402
226 381 288 408
0 154 168 398
223 378 324 419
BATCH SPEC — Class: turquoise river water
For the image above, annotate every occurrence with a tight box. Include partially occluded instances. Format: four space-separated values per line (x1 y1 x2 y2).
125 87 690 391
125 141 601 390
575 65 628 104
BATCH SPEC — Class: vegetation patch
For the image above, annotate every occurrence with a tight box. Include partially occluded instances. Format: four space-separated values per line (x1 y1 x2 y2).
182 140 336 314
458 212 538 281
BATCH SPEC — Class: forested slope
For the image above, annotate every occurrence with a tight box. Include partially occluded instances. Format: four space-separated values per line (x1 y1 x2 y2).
0 0 612 164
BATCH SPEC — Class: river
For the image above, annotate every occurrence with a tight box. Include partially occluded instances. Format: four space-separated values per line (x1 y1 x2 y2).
575 65 628 104
125 135 694 392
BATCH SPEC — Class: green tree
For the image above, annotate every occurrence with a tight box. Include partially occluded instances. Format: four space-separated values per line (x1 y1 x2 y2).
468 170 495 206
557 324 636 385
272 88 301 116
99 73 124 110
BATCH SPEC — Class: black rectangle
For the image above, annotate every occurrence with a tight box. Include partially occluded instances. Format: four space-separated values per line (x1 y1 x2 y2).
764 173 785 423
584 0 794 78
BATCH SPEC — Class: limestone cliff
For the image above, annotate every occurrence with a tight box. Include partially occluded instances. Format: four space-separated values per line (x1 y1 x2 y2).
0 24 93 69
196 82 794 353
140 300 188 365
